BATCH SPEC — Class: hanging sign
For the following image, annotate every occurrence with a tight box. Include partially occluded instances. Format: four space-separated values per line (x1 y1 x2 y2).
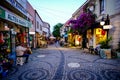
0 7 5 19
103 25 113 29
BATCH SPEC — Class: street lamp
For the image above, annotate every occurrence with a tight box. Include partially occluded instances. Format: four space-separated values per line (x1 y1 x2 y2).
100 17 105 26
100 14 112 29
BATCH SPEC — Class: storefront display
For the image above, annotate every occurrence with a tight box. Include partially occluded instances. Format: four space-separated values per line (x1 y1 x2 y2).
95 28 107 45
0 31 13 78
0 32 5 44
16 28 28 45
0 2 31 78
17 32 26 43
75 35 81 46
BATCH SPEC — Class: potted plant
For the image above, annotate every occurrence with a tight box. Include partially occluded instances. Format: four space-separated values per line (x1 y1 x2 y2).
116 41 120 58
99 37 112 59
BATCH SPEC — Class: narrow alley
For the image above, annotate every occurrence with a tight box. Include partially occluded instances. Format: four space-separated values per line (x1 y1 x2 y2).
1 0 120 80
3 43 120 80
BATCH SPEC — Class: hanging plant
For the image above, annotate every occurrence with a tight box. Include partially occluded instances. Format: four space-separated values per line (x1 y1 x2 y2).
69 12 96 33
77 12 95 28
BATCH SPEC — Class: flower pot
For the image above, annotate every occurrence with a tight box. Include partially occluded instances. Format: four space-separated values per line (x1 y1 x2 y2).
100 49 111 59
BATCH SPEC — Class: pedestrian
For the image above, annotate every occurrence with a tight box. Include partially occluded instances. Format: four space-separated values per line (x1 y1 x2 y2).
16 43 31 65
88 37 93 54
82 37 88 50
59 38 64 46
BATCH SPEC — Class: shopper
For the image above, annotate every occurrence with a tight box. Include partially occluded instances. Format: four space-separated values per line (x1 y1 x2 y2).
16 43 31 65
88 37 94 54
82 37 88 50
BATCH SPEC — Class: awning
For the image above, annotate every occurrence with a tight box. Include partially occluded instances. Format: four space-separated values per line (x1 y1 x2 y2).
49 36 56 39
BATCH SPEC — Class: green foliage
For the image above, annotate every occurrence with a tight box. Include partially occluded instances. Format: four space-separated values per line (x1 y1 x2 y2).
52 23 63 37
67 28 73 33
52 31 60 37
99 37 112 49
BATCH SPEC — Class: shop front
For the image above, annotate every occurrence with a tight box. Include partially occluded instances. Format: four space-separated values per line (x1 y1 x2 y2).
68 33 73 46
94 28 107 45
29 32 35 48
36 32 42 48
86 24 107 49
0 6 31 77
67 32 82 47
0 21 17 78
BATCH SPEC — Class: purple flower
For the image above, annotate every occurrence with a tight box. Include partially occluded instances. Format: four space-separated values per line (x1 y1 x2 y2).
69 12 95 32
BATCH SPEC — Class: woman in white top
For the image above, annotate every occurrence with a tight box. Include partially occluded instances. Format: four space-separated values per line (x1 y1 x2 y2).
89 37 93 48
16 43 30 64
16 44 27 56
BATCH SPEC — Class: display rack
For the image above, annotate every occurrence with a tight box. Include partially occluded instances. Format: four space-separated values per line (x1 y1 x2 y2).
0 31 13 78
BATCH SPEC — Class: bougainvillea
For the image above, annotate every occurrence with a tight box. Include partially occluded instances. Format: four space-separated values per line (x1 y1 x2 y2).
69 12 96 31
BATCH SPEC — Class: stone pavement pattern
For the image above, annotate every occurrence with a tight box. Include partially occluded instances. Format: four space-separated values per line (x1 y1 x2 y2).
2 44 120 80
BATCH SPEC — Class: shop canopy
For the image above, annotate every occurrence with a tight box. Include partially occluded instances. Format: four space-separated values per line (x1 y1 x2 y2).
49 36 56 39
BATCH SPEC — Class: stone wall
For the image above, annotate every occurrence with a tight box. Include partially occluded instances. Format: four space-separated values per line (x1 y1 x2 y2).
109 14 120 49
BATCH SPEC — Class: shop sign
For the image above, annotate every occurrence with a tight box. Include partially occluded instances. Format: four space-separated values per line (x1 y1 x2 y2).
5 0 27 15
27 21 32 28
5 11 31 28
0 7 5 19
103 25 113 29
29 32 35 34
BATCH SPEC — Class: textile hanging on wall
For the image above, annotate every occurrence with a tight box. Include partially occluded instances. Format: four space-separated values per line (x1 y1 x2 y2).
0 32 5 44
18 32 26 43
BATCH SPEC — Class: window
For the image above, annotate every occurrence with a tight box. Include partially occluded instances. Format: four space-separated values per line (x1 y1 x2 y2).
100 0 105 14
40 25 42 30
37 21 39 29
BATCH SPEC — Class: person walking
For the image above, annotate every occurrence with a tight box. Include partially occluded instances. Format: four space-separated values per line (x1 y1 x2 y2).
82 37 88 50
88 37 93 54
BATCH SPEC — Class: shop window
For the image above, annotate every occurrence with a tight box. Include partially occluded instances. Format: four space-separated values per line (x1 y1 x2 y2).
100 0 105 14
40 25 42 31
95 28 107 44
16 31 26 44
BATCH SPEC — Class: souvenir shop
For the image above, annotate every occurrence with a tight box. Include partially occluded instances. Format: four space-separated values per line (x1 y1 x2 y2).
0 7 30 77
87 26 107 49
0 21 29 78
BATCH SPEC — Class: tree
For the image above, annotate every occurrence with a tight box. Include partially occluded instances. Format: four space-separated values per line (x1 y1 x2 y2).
52 23 63 38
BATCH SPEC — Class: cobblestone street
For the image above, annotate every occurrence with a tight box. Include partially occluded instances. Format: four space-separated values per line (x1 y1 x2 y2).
1 0 120 80
3 43 120 80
